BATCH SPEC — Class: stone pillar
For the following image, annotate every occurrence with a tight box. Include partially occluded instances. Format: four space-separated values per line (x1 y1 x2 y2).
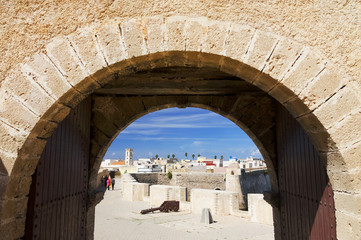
226 174 246 209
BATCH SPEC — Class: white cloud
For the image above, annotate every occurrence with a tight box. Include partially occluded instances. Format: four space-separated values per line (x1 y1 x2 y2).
121 129 162 136
250 148 261 157
111 152 116 156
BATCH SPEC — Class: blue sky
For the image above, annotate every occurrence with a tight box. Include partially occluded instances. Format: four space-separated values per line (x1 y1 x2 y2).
104 107 262 160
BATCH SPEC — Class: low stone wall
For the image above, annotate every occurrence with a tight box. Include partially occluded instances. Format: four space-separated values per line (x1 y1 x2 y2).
123 182 149 201
248 194 273 225
150 185 186 206
130 173 171 185
191 189 239 216
172 172 226 201
131 172 226 201
240 169 271 208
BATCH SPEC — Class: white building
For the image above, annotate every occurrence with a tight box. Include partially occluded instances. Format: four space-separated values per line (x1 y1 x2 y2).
137 164 162 173
239 157 266 169
100 159 118 167
125 148 133 165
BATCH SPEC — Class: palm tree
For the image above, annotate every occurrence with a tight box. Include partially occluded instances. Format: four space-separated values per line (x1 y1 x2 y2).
172 154 175 158
155 154 158 159
221 155 223 160
198 154 200 157
167 155 170 159
185 152 188 159
192 154 195 160
214 155 217 159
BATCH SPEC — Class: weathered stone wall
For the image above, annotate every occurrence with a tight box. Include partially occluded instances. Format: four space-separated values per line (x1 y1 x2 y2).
1 1 360 83
240 170 272 209
172 172 226 201
130 173 171 186
131 172 226 201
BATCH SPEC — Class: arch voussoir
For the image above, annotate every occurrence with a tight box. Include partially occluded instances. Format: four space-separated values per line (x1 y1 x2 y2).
67 26 113 84
270 47 327 104
253 37 303 93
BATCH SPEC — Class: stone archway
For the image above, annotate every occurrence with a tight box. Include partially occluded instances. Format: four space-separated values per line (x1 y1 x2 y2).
0 16 359 239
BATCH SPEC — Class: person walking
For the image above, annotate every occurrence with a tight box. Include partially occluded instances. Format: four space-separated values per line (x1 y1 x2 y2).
111 177 115 190
106 177 111 190
104 175 108 188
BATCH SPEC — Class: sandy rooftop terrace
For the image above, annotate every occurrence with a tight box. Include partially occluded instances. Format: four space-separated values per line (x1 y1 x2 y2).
94 181 274 240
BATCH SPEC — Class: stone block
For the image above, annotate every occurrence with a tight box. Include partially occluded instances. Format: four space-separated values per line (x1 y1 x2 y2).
4 175 32 199
262 37 303 82
68 27 113 81
2 68 55 117
334 191 361 216
268 82 297 104
95 21 127 66
184 18 205 52
122 182 149 202
248 194 273 225
141 96 159 112
243 30 279 72
120 19 147 58
336 142 361 169
144 17 166 54
191 189 238 216
127 96 148 116
0 123 27 155
57 87 86 109
92 113 118 139
41 102 71 123
0 88 40 133
17 137 47 160
299 65 347 111
283 96 312 118
0 216 26 239
45 36 89 87
281 48 326 96
0 175 9 199
203 20 229 55
223 23 255 62
313 81 361 129
0 197 28 219
328 111 361 149
335 210 361 240
150 185 186 207
165 16 187 52
327 168 361 194
24 52 73 99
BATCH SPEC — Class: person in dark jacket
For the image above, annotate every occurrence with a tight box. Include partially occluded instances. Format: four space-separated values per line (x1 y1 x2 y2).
104 175 108 188
111 178 115 190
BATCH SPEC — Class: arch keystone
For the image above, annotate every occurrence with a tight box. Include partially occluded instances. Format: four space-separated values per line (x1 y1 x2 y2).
143 16 166 54
119 19 148 58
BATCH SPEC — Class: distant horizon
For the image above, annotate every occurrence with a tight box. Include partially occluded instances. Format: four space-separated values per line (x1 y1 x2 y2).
104 107 263 161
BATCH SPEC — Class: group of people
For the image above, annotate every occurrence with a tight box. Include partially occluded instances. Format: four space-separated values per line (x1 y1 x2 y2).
102 175 115 190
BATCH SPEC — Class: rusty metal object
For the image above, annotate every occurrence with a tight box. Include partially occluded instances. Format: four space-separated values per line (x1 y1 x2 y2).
141 201 179 214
